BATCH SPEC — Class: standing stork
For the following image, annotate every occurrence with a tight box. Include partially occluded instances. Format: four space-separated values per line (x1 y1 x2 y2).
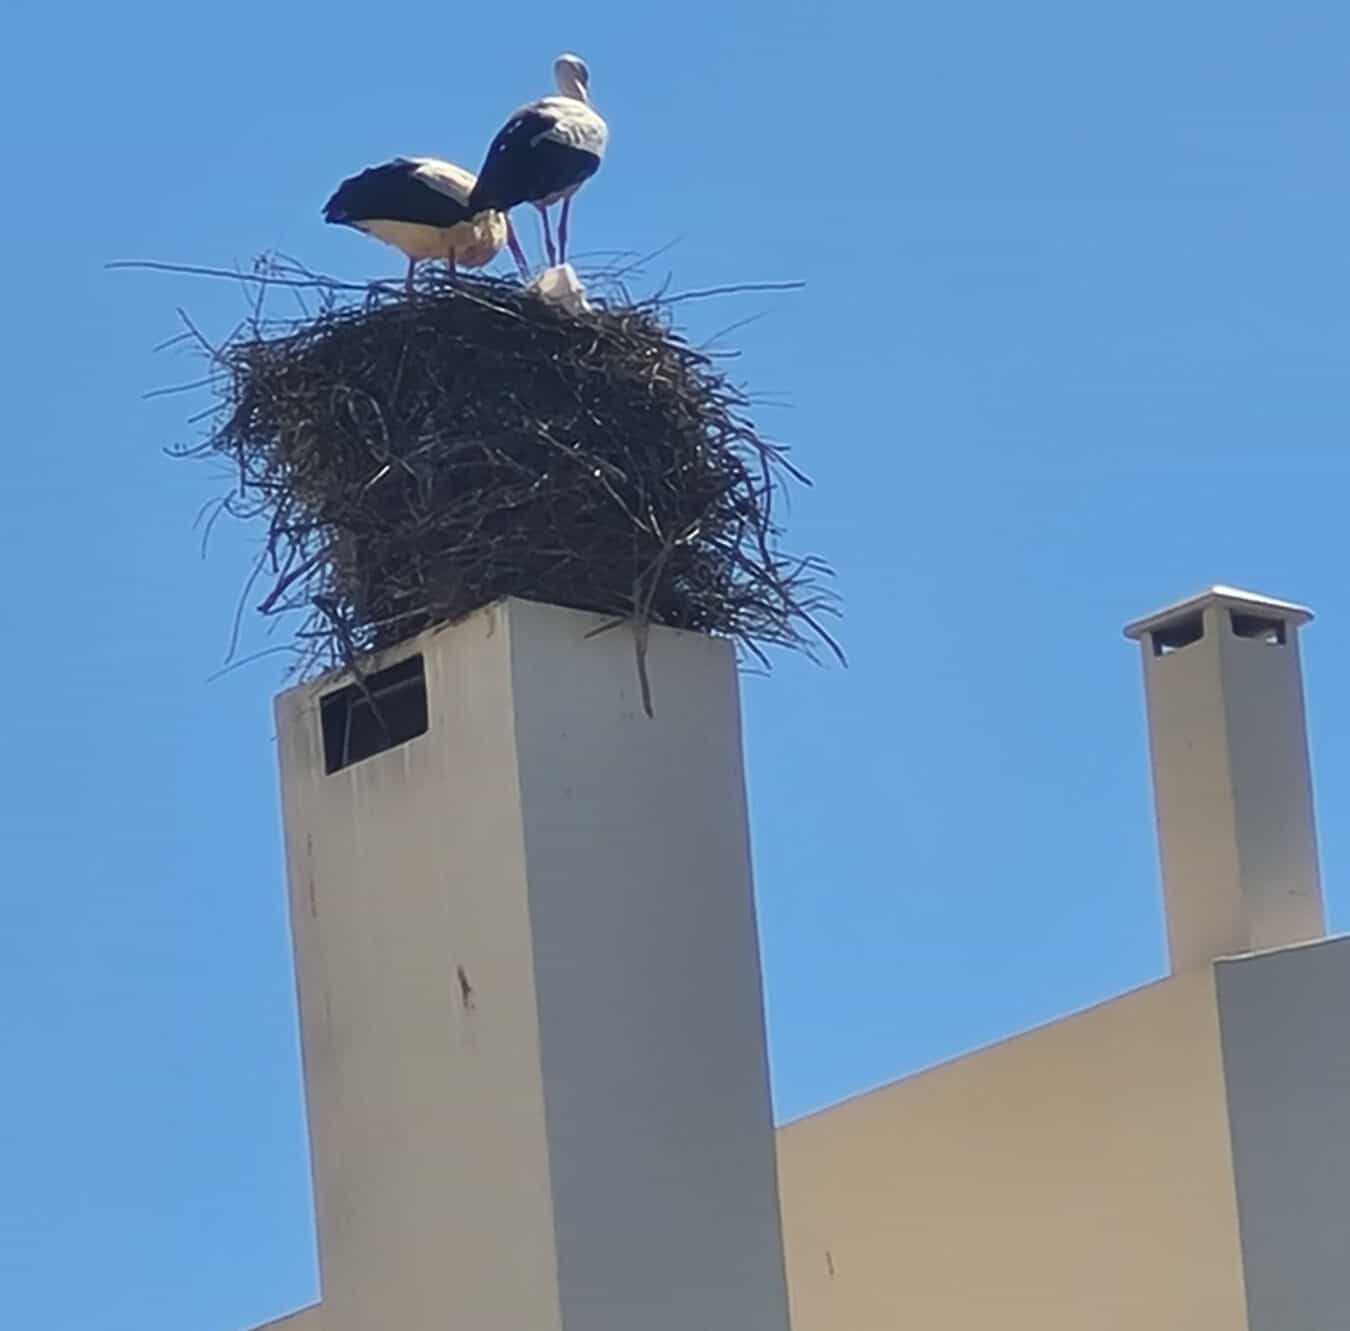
469 53 608 275
323 157 507 293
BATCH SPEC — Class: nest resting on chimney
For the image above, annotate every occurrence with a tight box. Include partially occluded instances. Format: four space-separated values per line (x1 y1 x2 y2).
174 260 840 699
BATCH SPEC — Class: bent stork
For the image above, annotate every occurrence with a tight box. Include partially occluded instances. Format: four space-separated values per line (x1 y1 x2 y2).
323 157 507 293
469 53 608 274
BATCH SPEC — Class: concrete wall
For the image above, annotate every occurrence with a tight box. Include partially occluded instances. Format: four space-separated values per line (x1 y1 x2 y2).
775 968 1250 1330
1129 591 1324 971
269 599 789 1331
1217 936 1350 1331
275 603 563 1331
509 601 791 1331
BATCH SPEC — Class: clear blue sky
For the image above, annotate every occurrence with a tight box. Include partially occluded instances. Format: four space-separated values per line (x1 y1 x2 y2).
2 2 1349 1327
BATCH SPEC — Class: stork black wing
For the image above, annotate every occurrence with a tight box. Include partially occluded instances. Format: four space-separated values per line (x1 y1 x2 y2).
323 161 472 229
470 111 597 213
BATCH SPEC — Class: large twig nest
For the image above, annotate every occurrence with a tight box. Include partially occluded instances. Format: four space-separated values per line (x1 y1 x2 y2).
176 260 840 690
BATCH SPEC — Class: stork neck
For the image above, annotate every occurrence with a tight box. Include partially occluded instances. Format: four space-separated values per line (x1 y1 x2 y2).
556 73 590 104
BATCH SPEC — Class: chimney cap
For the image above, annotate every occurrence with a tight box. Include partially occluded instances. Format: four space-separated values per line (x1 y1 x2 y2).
1123 585 1314 642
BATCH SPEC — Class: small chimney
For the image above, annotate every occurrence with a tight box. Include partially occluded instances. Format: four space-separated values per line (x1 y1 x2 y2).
1124 586 1326 972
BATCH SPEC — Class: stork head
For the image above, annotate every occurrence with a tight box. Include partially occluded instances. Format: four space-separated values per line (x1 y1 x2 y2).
554 53 591 103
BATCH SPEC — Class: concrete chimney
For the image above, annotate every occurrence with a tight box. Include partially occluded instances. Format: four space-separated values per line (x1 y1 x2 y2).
266 598 792 1331
1124 586 1326 973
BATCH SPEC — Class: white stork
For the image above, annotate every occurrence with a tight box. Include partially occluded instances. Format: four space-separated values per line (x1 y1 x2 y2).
469 53 608 275
323 157 507 293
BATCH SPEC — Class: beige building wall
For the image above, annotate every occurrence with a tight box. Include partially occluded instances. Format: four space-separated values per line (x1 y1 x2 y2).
774 587 1334 1331
1216 936 1350 1331
776 967 1250 1330
254 1310 320 1331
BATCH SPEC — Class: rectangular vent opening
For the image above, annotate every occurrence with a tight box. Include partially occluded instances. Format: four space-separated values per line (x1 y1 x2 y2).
321 655 428 774
1230 611 1286 646
1151 612 1205 657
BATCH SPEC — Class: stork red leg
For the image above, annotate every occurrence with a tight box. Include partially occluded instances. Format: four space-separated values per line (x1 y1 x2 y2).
558 197 572 265
537 205 558 267
506 218 530 279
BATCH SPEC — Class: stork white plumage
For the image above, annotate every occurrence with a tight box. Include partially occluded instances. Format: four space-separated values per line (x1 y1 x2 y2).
323 157 507 294
469 53 609 275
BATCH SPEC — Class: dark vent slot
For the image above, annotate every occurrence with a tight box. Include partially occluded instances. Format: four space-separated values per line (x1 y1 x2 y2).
321 655 428 774
1151 612 1205 657
1230 611 1286 646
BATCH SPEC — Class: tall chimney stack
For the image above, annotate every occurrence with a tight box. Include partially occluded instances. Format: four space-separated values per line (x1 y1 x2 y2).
1125 586 1326 973
269 598 792 1331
